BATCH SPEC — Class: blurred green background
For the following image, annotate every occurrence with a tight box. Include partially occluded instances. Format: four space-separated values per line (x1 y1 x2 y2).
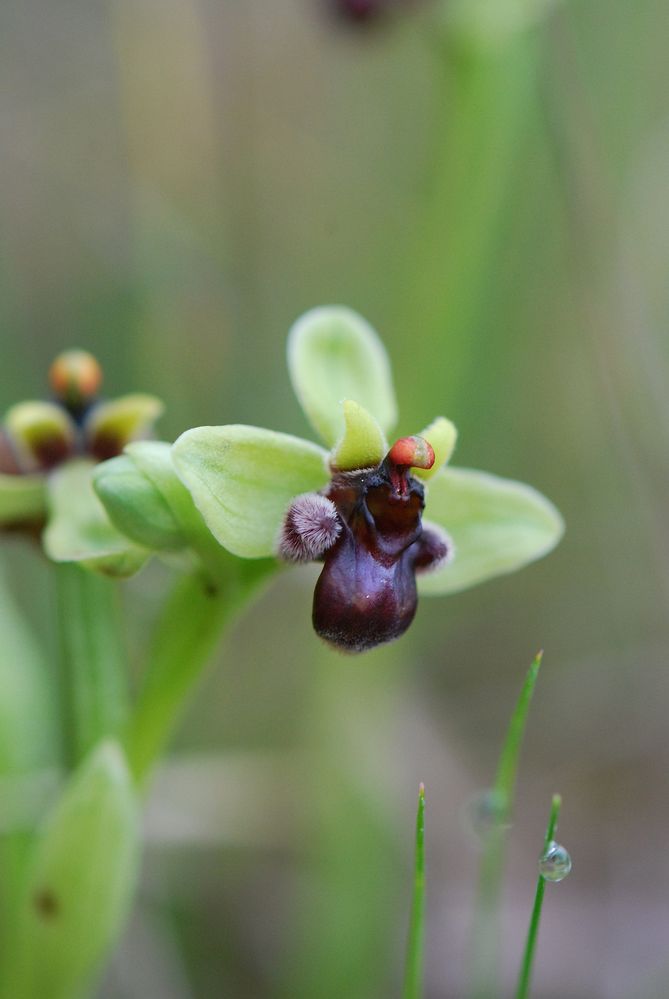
2 0 669 996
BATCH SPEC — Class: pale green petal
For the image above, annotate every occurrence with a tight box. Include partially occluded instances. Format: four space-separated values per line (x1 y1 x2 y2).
418 466 564 596
172 425 330 557
330 400 387 471
43 460 148 577
85 394 164 460
0 473 47 526
414 416 458 481
287 306 397 446
6 741 139 999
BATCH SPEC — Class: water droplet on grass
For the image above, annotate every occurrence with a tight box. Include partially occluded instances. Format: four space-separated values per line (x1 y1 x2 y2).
462 789 510 845
539 840 572 882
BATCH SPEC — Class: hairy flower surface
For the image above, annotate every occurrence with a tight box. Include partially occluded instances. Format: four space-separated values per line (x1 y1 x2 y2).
172 307 564 652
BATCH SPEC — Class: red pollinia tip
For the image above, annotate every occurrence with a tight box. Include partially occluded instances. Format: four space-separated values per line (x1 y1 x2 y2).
280 435 450 653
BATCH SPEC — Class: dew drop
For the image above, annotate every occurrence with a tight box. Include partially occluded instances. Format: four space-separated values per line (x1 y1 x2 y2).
539 840 572 882
462 789 510 845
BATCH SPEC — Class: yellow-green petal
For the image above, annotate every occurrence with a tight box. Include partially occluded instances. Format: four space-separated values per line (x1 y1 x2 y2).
330 400 387 471
418 466 564 596
4 401 75 473
172 425 330 558
85 394 164 460
287 306 398 447
43 459 148 577
413 417 457 481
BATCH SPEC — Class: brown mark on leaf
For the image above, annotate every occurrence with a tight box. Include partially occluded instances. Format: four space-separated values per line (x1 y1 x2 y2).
33 888 60 919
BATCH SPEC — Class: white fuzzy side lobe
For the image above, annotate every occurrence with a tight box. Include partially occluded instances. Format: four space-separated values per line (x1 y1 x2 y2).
277 493 342 562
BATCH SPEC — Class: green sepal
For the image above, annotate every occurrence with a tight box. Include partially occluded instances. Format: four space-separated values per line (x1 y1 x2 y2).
0 473 47 528
94 452 187 552
330 400 387 471
43 460 148 577
6 741 140 999
172 425 330 558
85 394 164 460
287 307 397 447
413 416 457 481
418 466 563 595
4 402 75 473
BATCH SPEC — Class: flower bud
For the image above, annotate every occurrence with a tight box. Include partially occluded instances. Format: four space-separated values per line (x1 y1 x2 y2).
49 350 102 413
94 454 187 551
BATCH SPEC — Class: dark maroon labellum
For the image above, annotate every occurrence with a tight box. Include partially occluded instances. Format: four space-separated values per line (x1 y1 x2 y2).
312 455 448 653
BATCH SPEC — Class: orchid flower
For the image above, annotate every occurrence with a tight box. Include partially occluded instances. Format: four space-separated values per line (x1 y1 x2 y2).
0 350 163 575
171 307 563 652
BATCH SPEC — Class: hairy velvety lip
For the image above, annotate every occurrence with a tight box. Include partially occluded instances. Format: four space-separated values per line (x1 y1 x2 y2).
281 438 451 653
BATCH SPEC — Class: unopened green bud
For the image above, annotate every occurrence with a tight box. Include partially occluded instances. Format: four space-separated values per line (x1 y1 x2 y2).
93 454 187 551
6 741 140 999
4 402 75 473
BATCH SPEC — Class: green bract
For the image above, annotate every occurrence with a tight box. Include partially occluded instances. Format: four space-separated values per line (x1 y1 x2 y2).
173 305 564 598
6 741 140 999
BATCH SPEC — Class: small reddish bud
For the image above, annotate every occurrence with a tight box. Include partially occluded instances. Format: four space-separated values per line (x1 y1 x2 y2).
49 350 102 412
388 436 435 471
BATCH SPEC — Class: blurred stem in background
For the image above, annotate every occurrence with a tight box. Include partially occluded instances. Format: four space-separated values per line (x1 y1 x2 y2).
399 7 543 420
402 783 426 999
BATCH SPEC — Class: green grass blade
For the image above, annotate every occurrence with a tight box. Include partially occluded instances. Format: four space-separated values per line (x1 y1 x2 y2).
402 783 426 999
494 650 543 811
469 650 543 999
515 794 562 999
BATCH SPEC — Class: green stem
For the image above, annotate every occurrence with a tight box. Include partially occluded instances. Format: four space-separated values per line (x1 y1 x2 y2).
402 783 426 999
54 563 128 767
515 794 562 999
399 29 540 420
468 651 543 999
126 561 273 786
